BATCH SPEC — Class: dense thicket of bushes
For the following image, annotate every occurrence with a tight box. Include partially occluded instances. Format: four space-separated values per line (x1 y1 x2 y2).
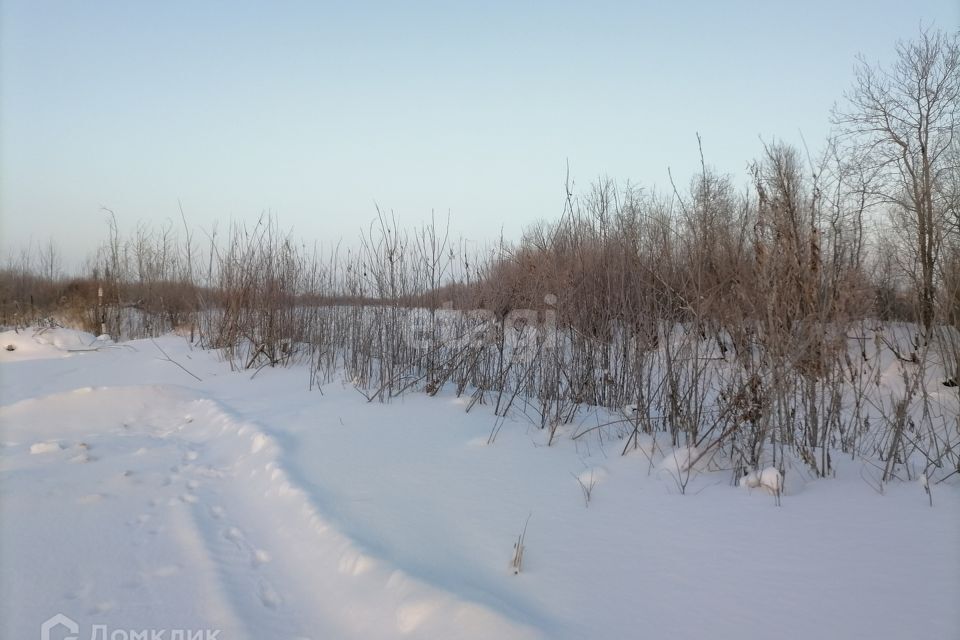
2 30 958 488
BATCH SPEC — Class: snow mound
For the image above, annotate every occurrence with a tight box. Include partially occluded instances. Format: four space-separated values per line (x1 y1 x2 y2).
739 469 762 489
740 466 806 497
657 446 704 475
0 328 112 362
759 467 782 494
575 466 608 486
623 433 656 458
33 327 101 350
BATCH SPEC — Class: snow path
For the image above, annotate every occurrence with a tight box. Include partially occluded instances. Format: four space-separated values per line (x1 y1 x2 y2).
1 330 958 639
0 384 539 639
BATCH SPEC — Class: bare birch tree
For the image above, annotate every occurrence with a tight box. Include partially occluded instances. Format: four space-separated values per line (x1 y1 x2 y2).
833 28 960 334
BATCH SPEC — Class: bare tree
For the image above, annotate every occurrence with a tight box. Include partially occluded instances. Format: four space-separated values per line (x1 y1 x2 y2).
38 238 62 282
833 28 960 334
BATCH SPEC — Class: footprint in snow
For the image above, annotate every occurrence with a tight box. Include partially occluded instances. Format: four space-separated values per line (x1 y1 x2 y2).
251 549 272 567
258 581 281 609
153 565 179 578
219 524 270 568
196 466 226 479
223 527 245 549
64 582 93 600
125 513 151 528
68 442 95 463
120 575 144 590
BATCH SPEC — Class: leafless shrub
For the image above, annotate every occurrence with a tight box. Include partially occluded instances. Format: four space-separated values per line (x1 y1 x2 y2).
2 30 957 494
510 514 531 575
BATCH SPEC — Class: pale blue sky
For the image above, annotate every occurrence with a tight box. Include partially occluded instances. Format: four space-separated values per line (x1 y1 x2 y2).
2 1 958 268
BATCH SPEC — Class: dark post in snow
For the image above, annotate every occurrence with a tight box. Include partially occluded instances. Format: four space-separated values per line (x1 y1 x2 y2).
98 285 105 336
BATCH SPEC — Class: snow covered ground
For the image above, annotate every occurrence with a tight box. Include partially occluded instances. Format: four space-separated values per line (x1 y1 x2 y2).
1 328 958 639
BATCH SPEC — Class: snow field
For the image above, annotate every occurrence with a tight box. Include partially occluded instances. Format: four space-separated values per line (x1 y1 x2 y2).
1 328 958 639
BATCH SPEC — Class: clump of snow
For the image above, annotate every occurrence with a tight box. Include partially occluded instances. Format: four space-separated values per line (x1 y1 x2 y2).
740 469 761 489
759 467 783 495
657 446 703 475
740 466 807 498
576 466 607 485
29 440 63 454
740 460 807 497
250 432 271 454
